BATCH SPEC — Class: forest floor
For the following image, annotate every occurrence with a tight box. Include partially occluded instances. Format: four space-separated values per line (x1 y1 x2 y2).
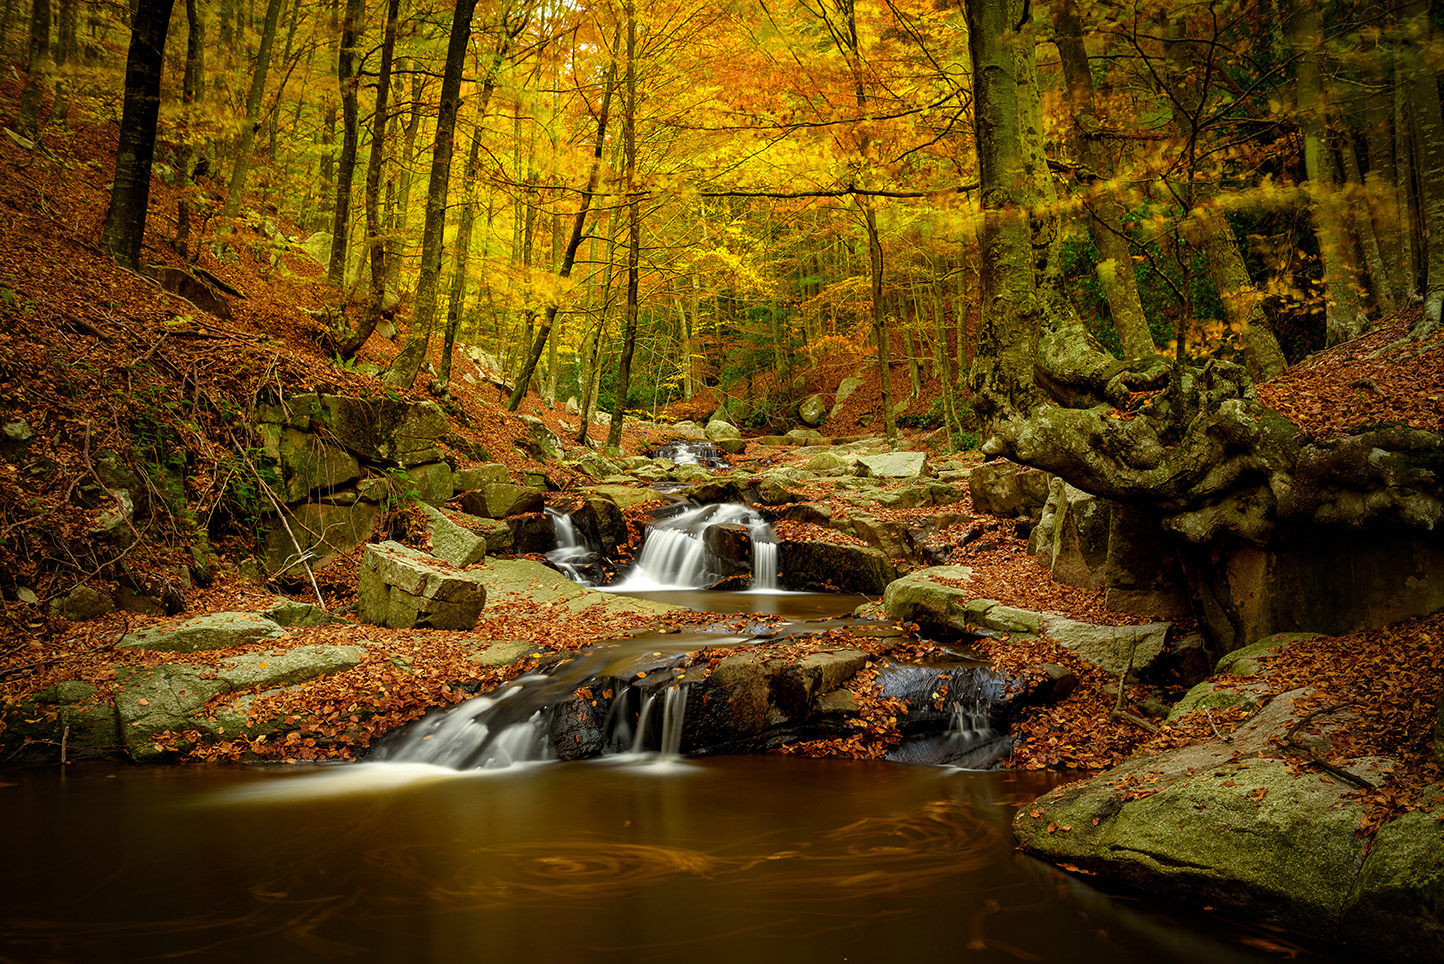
0 78 1441 837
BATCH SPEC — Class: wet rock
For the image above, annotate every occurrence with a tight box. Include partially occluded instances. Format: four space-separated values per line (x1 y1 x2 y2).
572 497 628 557
507 513 556 555
357 541 487 630
1 681 120 762
703 523 754 581
419 502 488 568
116 612 286 653
779 540 897 594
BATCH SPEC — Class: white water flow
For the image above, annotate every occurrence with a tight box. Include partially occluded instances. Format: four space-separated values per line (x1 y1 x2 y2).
544 507 593 581
629 686 690 759
610 503 780 591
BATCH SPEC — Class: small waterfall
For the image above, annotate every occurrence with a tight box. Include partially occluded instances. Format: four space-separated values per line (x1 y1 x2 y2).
545 507 599 585
612 502 781 591
646 439 728 469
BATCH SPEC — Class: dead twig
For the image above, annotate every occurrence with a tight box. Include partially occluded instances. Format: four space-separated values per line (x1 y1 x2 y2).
233 443 326 611
1283 702 1376 790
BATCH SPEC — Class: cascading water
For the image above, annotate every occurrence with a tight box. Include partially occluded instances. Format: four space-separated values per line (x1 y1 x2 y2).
610 502 780 591
544 507 594 582
645 439 728 469
369 637 716 770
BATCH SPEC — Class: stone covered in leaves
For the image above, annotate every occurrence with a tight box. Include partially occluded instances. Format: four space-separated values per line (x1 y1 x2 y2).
116 612 287 652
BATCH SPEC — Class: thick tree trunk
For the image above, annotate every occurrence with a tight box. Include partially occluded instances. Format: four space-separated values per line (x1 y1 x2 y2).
326 0 360 287
383 0 481 388
1363 39 1408 306
964 0 1041 428
98 0 175 269
1338 131 1394 315
221 0 283 219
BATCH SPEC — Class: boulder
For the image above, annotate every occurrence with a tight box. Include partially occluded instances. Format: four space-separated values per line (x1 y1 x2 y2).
1101 502 1191 618
715 437 747 455
398 461 452 506
49 585 116 621
830 376 866 418
779 540 897 594
419 503 488 568
1 681 120 762
517 414 561 459
1015 690 1440 963
684 648 868 752
799 394 828 426
671 420 708 439
451 463 512 491
357 541 487 630
702 523 754 581
258 426 362 501
260 598 344 627
881 566 974 633
1031 479 1111 590
458 482 546 518
289 394 451 466
114 664 230 761
757 479 803 505
856 451 928 478
573 497 627 557
705 419 742 442
968 460 1051 519
1038 616 1172 679
116 612 286 653
579 484 669 511
507 513 557 555
849 515 912 560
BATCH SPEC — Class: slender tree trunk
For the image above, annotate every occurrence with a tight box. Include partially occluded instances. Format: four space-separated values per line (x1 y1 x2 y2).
331 0 396 359
386 66 423 292
506 43 617 412
326 0 360 286
1363 37 1408 305
51 0 74 124
605 0 640 450
436 123 484 391
16 0 52 137
383 0 481 388
1290 0 1368 345
1055 0 1153 358
221 0 283 218
1401 1 1444 337
175 0 204 260
1339 130 1395 315
99 0 176 269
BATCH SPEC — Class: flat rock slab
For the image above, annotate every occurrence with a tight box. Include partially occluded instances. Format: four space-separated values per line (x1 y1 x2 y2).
475 558 682 617
217 644 365 690
116 613 286 653
856 451 928 478
357 541 488 630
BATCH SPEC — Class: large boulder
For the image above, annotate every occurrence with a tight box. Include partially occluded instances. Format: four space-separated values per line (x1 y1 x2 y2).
1015 690 1442 963
451 463 512 491
579 484 669 511
458 482 546 518
572 497 628 557
1030 479 1111 590
260 501 383 575
257 394 450 467
705 419 742 442
779 540 897 594
856 451 928 478
357 541 487 630
258 426 361 501
830 376 866 418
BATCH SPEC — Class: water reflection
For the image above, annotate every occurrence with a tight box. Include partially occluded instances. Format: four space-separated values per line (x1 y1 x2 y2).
0 758 1351 964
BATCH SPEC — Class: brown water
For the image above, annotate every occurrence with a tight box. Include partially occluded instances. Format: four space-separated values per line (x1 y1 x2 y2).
0 756 1351 964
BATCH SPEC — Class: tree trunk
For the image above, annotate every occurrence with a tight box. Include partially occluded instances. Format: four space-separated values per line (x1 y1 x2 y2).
1290 0 1368 345
221 0 284 219
16 0 52 137
326 0 360 287
383 0 482 388
436 123 484 392
1362 37 1408 305
98 0 175 269
331 0 396 359
1054 0 1154 359
174 0 204 260
605 0 640 451
1401 2 1444 337
1338 129 1395 315
386 66 423 292
506 42 617 412
964 0 1041 427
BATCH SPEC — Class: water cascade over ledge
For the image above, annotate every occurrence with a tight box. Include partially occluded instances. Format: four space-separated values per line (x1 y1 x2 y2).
611 502 780 591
